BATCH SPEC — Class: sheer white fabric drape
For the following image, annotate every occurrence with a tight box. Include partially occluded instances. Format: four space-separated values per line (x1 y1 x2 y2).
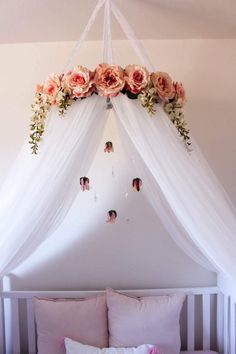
113 95 236 283
64 0 106 72
114 114 215 271
0 0 109 279
0 96 108 276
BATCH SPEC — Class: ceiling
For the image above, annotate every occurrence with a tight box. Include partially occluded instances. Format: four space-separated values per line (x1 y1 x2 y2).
0 0 236 44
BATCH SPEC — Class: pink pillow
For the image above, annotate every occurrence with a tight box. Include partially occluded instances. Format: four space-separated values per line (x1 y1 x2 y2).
64 338 161 354
106 289 185 354
34 295 108 354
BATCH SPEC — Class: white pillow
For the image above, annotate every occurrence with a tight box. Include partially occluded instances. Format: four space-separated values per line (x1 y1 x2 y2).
64 338 160 354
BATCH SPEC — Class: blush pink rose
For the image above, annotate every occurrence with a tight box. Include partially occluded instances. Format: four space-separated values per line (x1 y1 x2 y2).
174 81 186 105
94 63 125 97
124 65 149 94
64 65 94 98
43 74 61 104
151 71 175 101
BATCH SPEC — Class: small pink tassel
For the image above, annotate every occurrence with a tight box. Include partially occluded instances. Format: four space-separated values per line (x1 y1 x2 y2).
106 210 117 224
132 178 142 192
104 141 114 153
80 177 90 191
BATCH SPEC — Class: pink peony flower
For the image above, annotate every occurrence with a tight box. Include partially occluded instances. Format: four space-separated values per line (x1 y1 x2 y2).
43 74 61 105
124 65 149 94
94 63 125 97
174 81 186 106
148 346 160 354
151 71 175 102
64 65 94 98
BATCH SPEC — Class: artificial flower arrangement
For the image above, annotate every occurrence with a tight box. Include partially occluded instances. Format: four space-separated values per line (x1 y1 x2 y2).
29 63 190 154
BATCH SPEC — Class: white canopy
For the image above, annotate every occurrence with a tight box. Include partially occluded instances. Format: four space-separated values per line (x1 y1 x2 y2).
0 0 235 295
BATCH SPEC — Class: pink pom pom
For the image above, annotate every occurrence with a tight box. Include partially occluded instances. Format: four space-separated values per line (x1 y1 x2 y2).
148 346 160 354
59 337 65 349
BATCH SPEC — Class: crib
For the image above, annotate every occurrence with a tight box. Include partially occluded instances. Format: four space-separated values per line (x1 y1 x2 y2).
0 286 235 354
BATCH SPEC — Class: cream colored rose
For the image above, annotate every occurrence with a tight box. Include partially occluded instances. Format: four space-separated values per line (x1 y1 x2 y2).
64 65 94 98
124 65 149 94
151 72 175 101
43 74 61 105
174 82 186 106
94 63 125 97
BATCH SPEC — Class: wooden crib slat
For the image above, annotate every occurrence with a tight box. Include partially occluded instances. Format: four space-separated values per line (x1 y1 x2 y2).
202 294 211 350
27 298 36 354
0 297 6 354
230 299 236 354
217 292 224 354
224 295 229 354
187 294 195 350
12 298 20 354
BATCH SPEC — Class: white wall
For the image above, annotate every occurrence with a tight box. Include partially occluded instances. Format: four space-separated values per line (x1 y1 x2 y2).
1 39 235 290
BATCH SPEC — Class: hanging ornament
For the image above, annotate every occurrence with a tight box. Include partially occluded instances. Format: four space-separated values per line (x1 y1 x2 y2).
132 178 142 192
106 210 117 224
104 141 114 153
80 177 90 191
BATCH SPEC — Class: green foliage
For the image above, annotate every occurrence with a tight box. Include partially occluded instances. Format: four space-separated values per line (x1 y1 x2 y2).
29 93 51 154
57 86 75 116
164 99 191 148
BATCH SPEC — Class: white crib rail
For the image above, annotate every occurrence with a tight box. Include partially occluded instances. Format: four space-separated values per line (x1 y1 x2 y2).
0 297 5 354
0 287 233 354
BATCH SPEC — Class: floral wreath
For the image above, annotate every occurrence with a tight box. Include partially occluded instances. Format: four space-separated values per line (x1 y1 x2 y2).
29 63 190 154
